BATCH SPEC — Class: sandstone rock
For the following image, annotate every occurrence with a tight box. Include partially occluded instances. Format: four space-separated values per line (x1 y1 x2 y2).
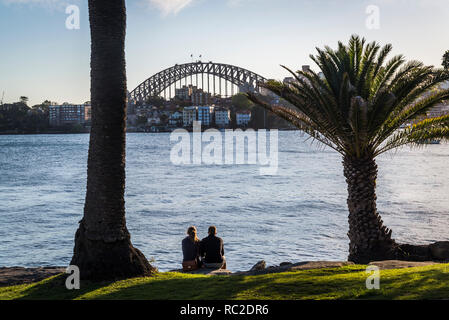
170 268 232 276
429 242 449 260
369 260 438 270
236 261 355 276
250 260 266 271
0 267 66 287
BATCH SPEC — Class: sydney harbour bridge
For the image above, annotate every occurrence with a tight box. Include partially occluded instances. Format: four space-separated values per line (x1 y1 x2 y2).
128 61 267 104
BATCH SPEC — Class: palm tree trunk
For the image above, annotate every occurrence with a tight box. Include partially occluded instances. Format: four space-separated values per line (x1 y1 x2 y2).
70 0 154 280
343 155 397 263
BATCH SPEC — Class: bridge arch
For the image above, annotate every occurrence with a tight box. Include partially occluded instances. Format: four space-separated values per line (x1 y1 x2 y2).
128 61 267 103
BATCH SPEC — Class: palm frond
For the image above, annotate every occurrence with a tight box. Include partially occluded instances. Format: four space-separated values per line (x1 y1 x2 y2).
373 88 449 148
246 92 342 153
375 119 449 156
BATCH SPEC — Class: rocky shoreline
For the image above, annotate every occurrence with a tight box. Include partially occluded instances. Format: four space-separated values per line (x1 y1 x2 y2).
1 259 443 287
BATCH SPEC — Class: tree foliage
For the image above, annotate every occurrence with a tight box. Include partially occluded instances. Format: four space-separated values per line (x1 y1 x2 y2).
19 96 29 105
232 93 254 111
0 100 50 133
146 95 165 107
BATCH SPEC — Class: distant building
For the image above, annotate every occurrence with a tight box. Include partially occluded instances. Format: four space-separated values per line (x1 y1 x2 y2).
260 86 278 99
191 90 211 105
238 83 256 93
135 105 154 117
128 100 137 115
183 106 197 127
147 111 161 125
236 110 251 126
197 106 215 126
283 65 316 87
85 105 92 123
283 77 296 85
214 107 231 127
0 103 25 111
127 114 137 126
49 103 91 126
176 85 211 105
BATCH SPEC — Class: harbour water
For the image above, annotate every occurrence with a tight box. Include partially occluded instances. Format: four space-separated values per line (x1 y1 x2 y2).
0 132 448 271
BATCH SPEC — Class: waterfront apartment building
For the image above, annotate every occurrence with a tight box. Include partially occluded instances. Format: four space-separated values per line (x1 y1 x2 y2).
147 111 161 125
214 107 231 127
49 103 91 126
197 106 215 126
191 90 211 106
192 86 212 106
236 110 251 126
183 106 197 127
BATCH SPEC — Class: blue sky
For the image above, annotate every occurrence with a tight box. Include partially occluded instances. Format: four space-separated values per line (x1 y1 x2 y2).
0 0 448 106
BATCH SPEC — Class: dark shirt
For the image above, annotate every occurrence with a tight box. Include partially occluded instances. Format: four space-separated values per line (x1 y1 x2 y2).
200 235 224 263
182 237 200 262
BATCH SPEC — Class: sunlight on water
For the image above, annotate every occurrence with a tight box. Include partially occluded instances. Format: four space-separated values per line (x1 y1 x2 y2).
0 132 448 271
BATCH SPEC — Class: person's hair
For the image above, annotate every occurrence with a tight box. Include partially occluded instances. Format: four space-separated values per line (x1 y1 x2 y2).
208 225 217 236
187 226 199 243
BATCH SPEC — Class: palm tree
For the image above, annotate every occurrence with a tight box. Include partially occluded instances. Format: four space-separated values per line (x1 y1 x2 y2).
248 35 449 263
71 0 155 280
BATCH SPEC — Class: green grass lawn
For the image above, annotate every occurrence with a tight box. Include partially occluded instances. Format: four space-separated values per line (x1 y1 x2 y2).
1 264 449 300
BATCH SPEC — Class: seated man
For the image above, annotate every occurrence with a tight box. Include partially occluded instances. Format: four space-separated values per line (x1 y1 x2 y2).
200 226 226 269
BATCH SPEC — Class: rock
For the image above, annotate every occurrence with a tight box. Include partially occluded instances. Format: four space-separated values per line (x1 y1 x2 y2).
280 262 292 267
0 267 66 287
289 261 354 272
369 260 438 270
237 261 355 276
170 268 232 276
250 260 266 271
429 242 449 260
398 244 431 261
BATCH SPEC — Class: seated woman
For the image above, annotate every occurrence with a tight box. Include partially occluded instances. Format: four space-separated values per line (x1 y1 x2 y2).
200 226 226 269
181 226 201 271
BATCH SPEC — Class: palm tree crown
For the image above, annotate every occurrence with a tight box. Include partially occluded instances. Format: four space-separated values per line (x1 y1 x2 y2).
249 35 449 158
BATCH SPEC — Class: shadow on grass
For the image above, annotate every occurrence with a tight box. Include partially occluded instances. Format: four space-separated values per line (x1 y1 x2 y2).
357 268 449 300
88 269 375 300
87 275 276 300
